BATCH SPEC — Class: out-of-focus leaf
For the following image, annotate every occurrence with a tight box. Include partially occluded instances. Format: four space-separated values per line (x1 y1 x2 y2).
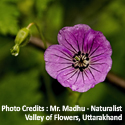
0 0 20 35
36 0 54 18
108 30 125 78
44 3 64 43
17 0 34 16
79 83 107 107
94 1 125 35
79 82 125 107
0 69 46 125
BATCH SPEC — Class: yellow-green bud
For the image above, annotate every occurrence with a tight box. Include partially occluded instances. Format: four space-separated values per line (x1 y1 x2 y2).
15 27 31 46
10 27 31 56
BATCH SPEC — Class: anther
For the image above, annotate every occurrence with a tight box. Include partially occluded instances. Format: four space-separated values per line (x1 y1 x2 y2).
80 59 83 63
72 52 90 71
86 53 89 57
78 51 81 55
79 67 83 72
74 66 79 69
86 57 89 61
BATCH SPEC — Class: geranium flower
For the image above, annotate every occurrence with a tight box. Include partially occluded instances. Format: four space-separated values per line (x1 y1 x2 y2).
44 24 112 92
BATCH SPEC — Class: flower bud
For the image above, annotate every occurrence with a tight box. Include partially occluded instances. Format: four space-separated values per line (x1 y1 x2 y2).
10 27 31 56
14 27 31 46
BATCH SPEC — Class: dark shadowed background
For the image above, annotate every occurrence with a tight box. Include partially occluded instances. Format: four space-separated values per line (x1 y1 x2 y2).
0 0 125 124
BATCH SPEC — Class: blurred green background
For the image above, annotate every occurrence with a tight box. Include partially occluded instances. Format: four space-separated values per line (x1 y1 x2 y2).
0 0 125 124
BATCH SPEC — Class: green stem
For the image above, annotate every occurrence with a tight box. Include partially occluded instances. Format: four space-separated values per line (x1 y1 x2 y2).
76 92 83 105
66 88 83 105
27 22 47 49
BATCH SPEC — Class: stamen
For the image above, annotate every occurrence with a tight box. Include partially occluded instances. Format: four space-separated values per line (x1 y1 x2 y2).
78 51 81 55
72 52 90 71
75 56 80 61
80 58 83 63
86 57 89 61
79 67 83 72
86 53 89 57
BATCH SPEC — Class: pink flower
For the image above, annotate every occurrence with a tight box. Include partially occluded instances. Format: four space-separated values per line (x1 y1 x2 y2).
44 24 112 92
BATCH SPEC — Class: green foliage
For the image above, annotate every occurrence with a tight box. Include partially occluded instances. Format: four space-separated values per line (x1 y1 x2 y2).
0 0 20 35
0 69 46 125
95 0 125 36
36 0 54 17
44 3 63 43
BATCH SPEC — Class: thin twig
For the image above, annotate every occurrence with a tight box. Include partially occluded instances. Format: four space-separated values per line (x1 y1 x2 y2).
29 36 51 51
106 72 125 89
29 36 125 89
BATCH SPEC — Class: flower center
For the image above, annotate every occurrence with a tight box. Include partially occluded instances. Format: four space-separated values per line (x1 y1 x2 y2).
72 51 89 72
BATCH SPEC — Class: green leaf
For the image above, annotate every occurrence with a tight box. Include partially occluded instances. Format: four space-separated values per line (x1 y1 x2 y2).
0 0 20 35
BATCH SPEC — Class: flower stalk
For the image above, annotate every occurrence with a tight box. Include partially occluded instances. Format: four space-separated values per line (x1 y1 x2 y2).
27 22 47 49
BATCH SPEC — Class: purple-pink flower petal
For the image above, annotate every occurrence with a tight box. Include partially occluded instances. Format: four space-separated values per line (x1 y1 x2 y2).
58 24 91 54
83 29 112 57
44 45 73 79
57 68 96 92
